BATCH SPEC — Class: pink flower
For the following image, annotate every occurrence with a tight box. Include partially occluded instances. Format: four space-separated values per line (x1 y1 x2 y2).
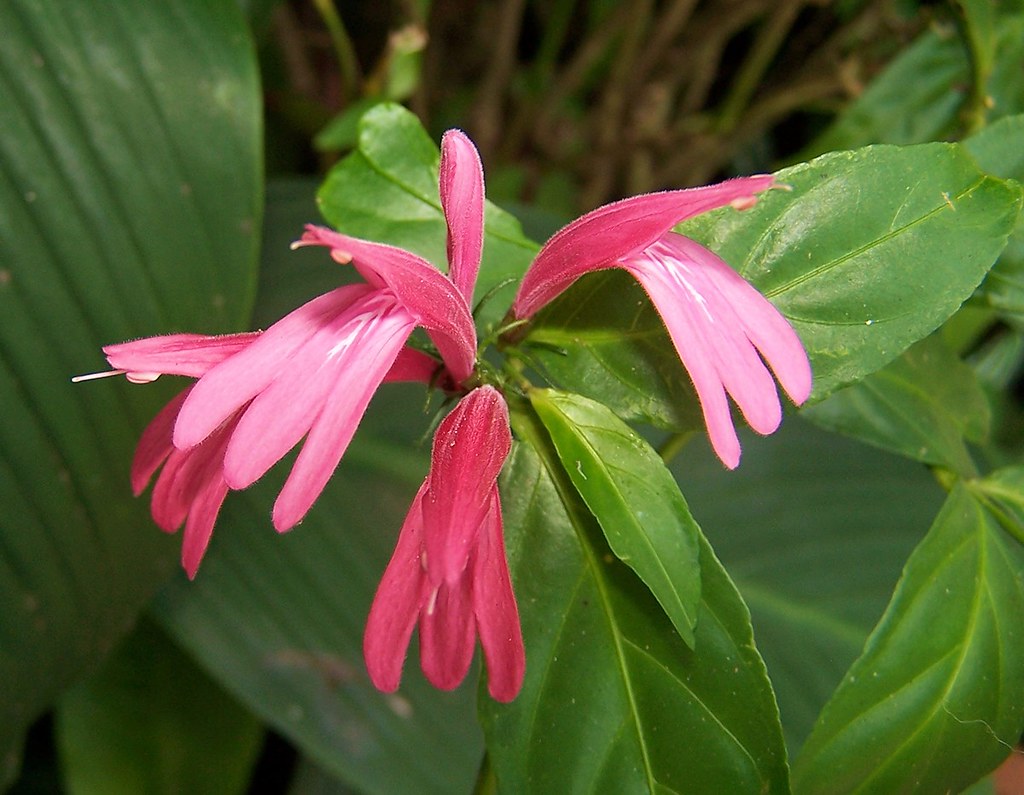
513 176 813 468
84 129 489 576
363 386 525 702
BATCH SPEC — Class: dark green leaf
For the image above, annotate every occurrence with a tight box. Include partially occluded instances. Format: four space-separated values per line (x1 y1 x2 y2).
316 103 538 330
972 465 1024 545
55 620 263 795
480 408 789 793
802 335 990 474
529 389 701 647
793 484 1024 793
0 0 260 766
672 417 946 754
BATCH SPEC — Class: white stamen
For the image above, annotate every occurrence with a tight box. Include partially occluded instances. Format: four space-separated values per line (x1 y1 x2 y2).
70 369 125 383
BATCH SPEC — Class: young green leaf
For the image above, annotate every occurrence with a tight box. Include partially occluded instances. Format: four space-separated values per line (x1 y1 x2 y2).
480 411 789 793
529 388 701 646
316 103 538 329
793 484 1024 793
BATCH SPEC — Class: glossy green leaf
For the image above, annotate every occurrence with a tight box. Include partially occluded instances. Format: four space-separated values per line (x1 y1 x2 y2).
480 408 789 793
529 389 701 647
0 0 260 776
672 418 946 754
802 335 990 475
526 143 1021 432
316 103 538 329
793 484 1024 794
55 619 263 795
148 181 482 795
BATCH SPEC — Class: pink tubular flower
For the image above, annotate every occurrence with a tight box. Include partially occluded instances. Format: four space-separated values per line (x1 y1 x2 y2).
363 386 525 702
84 129 489 576
513 176 813 468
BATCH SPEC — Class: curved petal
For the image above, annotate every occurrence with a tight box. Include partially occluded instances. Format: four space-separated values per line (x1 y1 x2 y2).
271 307 416 531
294 225 477 382
180 470 229 580
104 332 260 379
439 129 485 302
661 235 812 404
131 388 190 495
418 575 477 691
174 285 373 450
629 239 783 435
513 175 775 318
382 347 452 389
422 386 511 586
223 294 414 491
472 489 525 702
364 485 430 693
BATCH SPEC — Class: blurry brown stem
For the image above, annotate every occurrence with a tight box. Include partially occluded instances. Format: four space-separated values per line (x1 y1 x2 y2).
312 0 362 102
472 0 527 160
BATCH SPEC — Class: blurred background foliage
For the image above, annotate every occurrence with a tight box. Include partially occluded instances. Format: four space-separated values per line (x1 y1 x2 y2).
4 0 1024 792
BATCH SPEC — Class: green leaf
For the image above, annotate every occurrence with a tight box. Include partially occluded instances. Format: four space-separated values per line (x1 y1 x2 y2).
55 619 263 795
793 484 1024 793
529 389 701 647
672 418 946 753
0 0 261 771
802 335 990 475
480 408 789 793
526 143 1021 432
971 465 1024 545
148 181 482 795
967 114 1024 327
316 103 538 330
802 14 1024 156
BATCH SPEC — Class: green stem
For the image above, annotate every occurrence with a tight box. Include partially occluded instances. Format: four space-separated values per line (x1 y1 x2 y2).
312 0 361 101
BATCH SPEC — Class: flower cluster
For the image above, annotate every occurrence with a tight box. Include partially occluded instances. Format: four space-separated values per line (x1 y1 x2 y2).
78 129 810 702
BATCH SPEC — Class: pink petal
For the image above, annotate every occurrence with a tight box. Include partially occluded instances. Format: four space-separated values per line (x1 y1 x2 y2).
174 286 374 450
364 485 430 693
223 294 414 491
271 307 417 531
472 489 525 702
294 226 477 382
422 386 511 585
131 389 190 495
667 236 812 405
149 448 193 531
382 347 447 387
630 239 783 434
513 175 775 318
180 470 229 579
439 129 485 303
418 572 477 691
104 332 260 379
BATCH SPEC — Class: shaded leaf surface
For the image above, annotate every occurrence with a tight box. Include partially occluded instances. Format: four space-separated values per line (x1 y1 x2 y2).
0 0 260 774
793 485 1024 793
480 409 789 794
530 388 701 647
56 620 263 795
802 335 990 474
